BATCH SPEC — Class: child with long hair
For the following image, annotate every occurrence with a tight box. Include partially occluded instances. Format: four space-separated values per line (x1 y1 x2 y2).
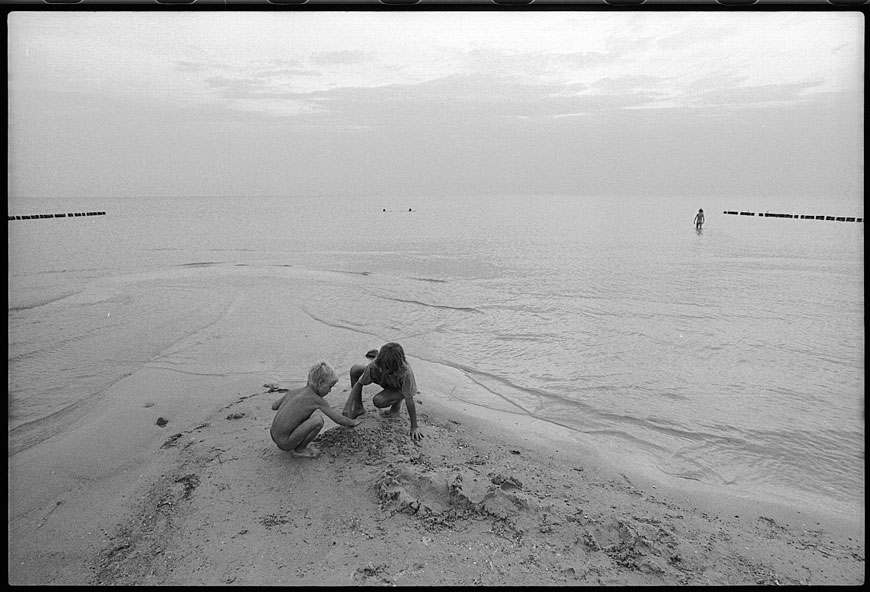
342 342 422 441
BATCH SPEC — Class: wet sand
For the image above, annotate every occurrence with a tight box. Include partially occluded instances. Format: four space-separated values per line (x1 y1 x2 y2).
7 281 865 585
9 370 864 585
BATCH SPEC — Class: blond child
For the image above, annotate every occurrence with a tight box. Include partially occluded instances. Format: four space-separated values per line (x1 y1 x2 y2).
342 342 423 441
270 361 361 458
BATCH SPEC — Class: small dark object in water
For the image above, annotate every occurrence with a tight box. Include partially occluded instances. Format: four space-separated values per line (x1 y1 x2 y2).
156 417 168 427
226 412 245 420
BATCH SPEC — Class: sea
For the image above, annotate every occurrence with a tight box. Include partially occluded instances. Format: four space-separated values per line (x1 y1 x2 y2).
7 193 865 517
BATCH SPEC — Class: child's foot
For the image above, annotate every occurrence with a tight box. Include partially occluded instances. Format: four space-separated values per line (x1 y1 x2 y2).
292 445 321 459
380 402 403 417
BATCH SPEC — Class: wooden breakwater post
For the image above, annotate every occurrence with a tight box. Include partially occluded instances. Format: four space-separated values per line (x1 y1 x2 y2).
8 211 106 221
723 210 862 223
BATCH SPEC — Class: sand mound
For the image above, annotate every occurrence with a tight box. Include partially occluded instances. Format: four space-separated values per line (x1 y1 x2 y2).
314 422 419 462
375 459 531 521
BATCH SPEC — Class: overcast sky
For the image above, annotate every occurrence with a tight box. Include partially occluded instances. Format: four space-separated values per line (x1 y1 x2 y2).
7 11 863 202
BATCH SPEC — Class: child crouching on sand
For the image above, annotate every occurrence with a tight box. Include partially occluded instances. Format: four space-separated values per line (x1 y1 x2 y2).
270 361 361 458
342 342 423 441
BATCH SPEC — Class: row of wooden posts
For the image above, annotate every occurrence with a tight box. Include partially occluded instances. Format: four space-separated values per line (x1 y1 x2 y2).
8 209 863 223
723 211 862 222
8 211 106 220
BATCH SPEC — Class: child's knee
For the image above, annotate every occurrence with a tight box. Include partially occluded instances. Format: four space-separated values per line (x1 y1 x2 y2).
373 390 402 408
301 414 324 434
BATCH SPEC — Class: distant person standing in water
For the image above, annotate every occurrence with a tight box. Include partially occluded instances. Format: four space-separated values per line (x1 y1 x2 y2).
693 208 705 229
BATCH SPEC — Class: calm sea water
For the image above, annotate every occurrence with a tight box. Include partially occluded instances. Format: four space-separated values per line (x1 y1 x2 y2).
7 194 864 515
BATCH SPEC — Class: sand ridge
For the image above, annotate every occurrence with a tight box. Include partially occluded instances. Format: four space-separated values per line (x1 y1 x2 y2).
89 386 864 586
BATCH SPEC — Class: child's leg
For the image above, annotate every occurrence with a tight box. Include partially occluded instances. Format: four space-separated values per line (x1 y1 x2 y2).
349 364 366 387
372 389 404 415
274 415 324 453
342 364 367 417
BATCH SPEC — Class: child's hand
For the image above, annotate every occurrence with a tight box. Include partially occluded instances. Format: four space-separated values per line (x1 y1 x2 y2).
351 418 363 428
409 427 423 441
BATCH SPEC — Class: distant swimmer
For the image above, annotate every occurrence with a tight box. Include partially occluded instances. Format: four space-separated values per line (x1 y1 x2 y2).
693 208 705 229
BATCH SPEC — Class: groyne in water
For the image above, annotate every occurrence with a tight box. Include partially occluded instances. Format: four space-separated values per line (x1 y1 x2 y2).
723 211 862 222
8 211 106 221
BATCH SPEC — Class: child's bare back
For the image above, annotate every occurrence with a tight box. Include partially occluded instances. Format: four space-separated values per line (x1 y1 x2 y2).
270 387 320 450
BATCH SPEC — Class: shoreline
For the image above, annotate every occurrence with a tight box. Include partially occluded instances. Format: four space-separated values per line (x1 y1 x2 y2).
9 366 865 585
412 355 864 530
424 391 865 540
7 279 864 585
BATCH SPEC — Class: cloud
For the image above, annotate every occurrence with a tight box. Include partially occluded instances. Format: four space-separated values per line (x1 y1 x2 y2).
693 80 827 108
6 12 862 200
310 50 377 66
186 58 839 124
550 50 612 70
174 60 212 73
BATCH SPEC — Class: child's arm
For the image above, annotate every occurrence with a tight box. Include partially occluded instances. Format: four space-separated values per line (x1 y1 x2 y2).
405 397 422 441
401 366 422 440
319 400 362 428
271 393 287 410
342 378 366 417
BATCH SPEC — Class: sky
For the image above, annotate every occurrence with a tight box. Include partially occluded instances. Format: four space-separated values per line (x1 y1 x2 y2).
6 11 864 202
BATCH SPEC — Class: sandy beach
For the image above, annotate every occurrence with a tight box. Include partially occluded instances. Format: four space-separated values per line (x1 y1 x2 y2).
8 345 865 585
8 11 865 586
